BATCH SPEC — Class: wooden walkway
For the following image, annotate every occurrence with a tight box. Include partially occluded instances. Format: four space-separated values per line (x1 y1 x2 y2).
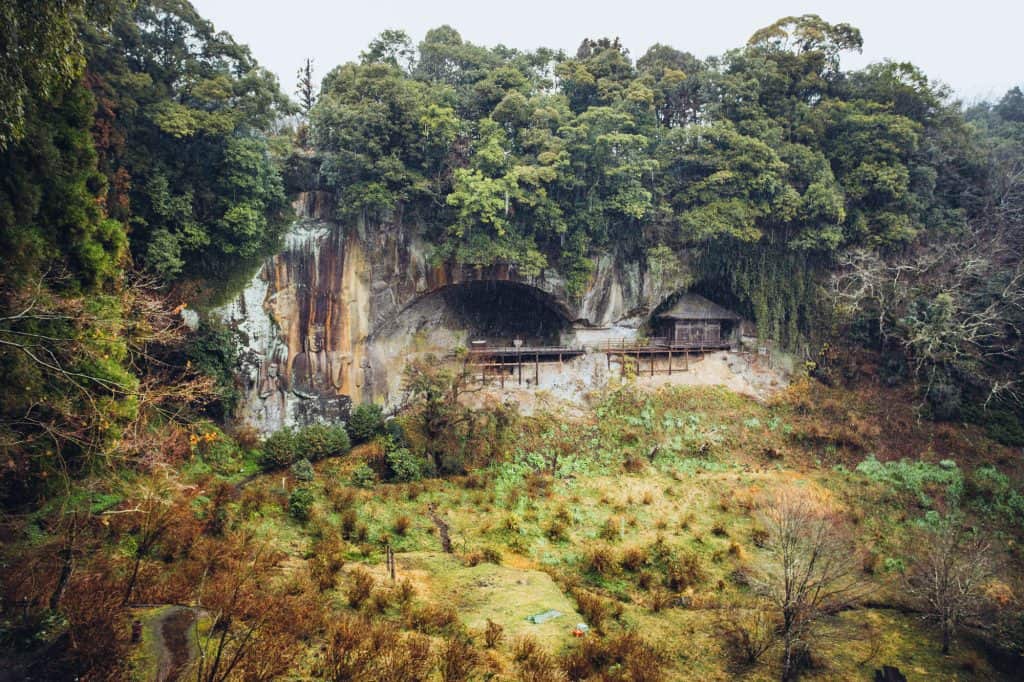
460 338 735 385
466 345 586 387
601 338 730 377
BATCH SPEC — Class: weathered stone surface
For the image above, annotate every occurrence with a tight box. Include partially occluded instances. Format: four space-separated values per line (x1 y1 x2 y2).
218 194 694 432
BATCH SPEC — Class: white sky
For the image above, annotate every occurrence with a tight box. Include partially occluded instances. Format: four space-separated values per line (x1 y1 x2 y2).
192 0 1022 105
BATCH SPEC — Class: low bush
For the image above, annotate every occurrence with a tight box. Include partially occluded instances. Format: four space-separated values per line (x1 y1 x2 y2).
664 552 706 590
716 605 777 667
350 463 377 488
290 458 315 482
298 423 351 461
322 615 432 681
394 514 412 536
404 602 460 634
583 543 618 577
619 546 648 572
261 428 299 470
288 487 315 522
438 635 480 682
260 423 351 471
308 535 345 592
346 567 375 608
561 631 667 682
855 455 963 507
484 619 504 648
572 589 610 631
386 446 426 482
545 519 569 542
347 403 386 443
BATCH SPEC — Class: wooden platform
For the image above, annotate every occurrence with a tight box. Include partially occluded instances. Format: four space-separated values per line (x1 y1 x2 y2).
465 345 586 387
601 338 731 377
600 337 733 354
467 346 585 363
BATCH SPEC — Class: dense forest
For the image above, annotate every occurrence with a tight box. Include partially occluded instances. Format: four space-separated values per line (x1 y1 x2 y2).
1 1 1023 680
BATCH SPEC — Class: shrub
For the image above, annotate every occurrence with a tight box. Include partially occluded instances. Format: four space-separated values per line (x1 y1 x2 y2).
665 552 706 590
347 403 386 443
716 605 777 666
439 636 480 682
261 423 350 470
561 631 667 682
573 589 609 631
484 619 504 648
322 615 432 681
368 588 392 614
340 509 358 539
648 587 675 612
261 428 299 470
583 543 617 577
513 636 544 663
462 546 501 567
297 423 351 461
350 463 377 488
309 535 345 591
394 514 412 536
290 457 315 482
855 455 963 507
328 484 357 512
599 517 621 542
396 578 416 604
546 519 569 542
288 487 315 522
623 455 646 473
405 603 459 634
346 567 375 608
386 446 425 482
750 526 769 547
619 546 648 572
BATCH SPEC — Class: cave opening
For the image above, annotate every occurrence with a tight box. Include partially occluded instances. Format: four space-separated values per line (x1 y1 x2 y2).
438 281 571 346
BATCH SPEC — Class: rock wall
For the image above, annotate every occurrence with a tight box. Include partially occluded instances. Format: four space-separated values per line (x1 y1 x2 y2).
218 194 693 432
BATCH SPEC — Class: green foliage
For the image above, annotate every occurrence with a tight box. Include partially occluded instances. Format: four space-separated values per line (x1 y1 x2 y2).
288 486 315 521
854 455 963 507
261 424 351 471
385 446 426 482
297 424 351 462
347 404 386 444
305 16 989 355
184 321 242 419
1 80 127 291
0 0 119 149
290 458 315 482
966 465 1024 525
350 463 378 489
260 428 300 471
82 0 293 286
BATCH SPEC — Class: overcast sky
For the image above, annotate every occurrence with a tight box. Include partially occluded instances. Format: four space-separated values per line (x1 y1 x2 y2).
192 0 1021 104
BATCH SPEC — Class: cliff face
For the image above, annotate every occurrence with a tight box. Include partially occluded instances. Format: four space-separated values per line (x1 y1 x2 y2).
218 194 692 432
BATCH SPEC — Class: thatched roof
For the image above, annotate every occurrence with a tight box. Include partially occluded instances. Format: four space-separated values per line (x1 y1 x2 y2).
656 294 741 321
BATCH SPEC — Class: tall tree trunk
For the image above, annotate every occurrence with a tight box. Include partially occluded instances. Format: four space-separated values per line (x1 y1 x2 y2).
124 553 142 605
49 548 74 611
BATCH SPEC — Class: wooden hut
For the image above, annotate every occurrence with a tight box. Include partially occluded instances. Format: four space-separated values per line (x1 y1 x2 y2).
654 294 741 350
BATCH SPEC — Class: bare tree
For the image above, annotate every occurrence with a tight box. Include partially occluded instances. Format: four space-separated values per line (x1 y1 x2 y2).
905 519 994 654
715 599 778 668
754 488 864 681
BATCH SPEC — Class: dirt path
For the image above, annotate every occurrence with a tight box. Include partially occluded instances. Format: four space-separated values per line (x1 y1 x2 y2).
427 504 453 553
155 606 197 682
